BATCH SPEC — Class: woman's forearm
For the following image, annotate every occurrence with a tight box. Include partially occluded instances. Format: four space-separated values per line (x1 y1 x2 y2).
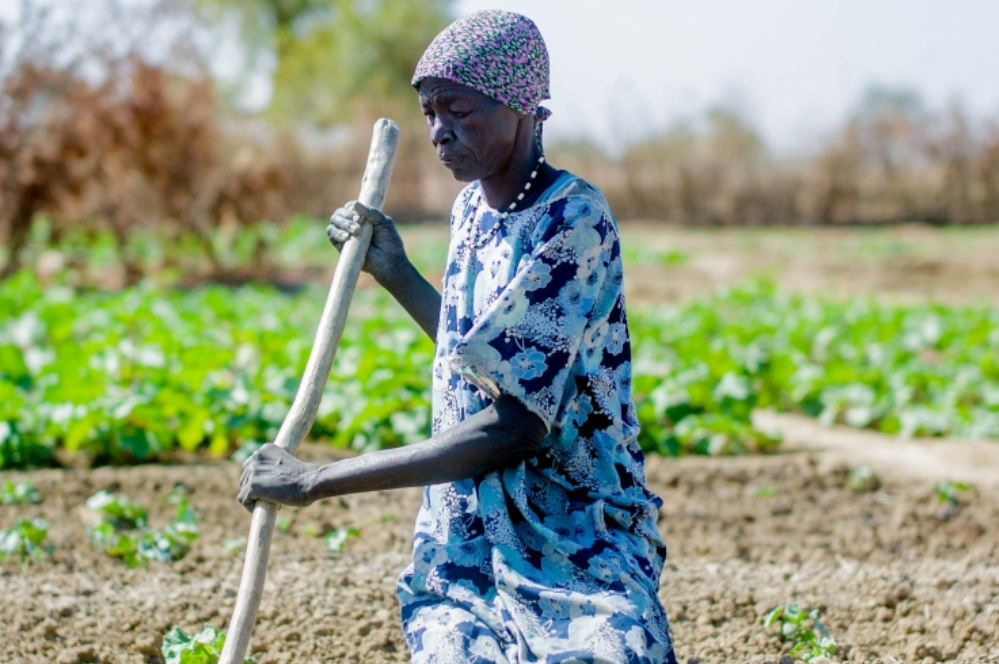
305 395 544 501
378 259 442 340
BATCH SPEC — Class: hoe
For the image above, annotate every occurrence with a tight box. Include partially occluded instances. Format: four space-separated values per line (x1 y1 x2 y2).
218 119 400 664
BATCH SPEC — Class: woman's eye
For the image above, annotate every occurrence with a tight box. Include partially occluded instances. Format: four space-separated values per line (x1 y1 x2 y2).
451 110 469 118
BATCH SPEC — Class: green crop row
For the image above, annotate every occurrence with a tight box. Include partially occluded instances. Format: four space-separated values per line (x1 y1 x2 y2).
0 272 996 469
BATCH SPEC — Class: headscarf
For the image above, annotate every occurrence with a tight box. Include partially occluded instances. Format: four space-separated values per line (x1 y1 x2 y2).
412 10 552 143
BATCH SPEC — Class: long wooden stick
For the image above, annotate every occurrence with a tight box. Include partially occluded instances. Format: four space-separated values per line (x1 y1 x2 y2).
218 118 400 664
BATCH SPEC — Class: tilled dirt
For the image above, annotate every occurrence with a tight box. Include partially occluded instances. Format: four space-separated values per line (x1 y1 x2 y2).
2 447 997 664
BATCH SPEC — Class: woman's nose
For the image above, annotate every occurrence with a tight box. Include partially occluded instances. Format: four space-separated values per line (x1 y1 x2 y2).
431 116 454 146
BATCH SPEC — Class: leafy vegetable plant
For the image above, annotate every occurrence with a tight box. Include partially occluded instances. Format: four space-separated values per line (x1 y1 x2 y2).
0 479 42 504
764 603 837 662
325 526 360 552
0 517 51 562
933 480 969 506
85 491 199 567
162 623 251 664
2 274 997 468
845 466 880 492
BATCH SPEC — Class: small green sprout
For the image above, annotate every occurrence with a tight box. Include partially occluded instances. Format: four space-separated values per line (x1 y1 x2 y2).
933 480 969 506
764 603 837 662
325 526 360 553
753 484 778 498
85 490 148 529
85 491 199 568
299 523 321 538
0 517 52 562
276 516 293 533
162 623 251 664
0 480 42 505
845 466 880 492
221 538 245 556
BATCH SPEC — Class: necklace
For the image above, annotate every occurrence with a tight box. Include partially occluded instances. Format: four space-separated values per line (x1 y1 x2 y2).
470 154 546 248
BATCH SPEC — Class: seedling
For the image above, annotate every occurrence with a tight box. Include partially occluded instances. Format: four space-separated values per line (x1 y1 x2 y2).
221 538 245 556
85 490 148 529
325 526 360 552
764 603 837 662
0 517 51 562
846 466 880 492
276 516 293 533
753 484 778 498
0 480 42 504
162 623 251 664
85 491 199 568
933 480 969 506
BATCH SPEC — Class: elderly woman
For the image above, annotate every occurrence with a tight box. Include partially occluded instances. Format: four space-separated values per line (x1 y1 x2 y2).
238 10 677 664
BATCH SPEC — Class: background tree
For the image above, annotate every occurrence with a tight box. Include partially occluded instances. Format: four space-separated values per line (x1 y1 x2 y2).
194 0 454 125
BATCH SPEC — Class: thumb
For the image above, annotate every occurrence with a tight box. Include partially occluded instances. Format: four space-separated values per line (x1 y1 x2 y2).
352 201 385 224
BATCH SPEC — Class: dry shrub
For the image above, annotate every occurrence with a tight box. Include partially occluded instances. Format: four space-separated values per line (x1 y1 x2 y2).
553 96 999 226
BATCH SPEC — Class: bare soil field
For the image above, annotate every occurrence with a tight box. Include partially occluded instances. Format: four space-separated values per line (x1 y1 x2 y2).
2 441 997 664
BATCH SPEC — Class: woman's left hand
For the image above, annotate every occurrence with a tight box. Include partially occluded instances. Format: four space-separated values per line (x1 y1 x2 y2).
238 444 318 511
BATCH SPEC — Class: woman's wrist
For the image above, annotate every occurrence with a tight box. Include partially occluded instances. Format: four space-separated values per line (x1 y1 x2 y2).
374 256 418 291
299 464 325 504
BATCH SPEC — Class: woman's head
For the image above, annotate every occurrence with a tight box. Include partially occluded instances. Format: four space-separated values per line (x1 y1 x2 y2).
413 10 551 182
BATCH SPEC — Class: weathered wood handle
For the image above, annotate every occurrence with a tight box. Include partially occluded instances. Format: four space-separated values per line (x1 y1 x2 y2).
218 118 400 664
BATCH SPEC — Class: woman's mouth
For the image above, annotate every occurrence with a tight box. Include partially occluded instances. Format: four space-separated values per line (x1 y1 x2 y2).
439 154 464 168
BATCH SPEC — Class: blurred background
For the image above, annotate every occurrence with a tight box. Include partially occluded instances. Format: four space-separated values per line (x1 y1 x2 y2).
2 0 998 285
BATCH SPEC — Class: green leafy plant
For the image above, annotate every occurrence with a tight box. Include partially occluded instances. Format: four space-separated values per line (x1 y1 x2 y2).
0 479 42 504
0 517 51 562
933 480 969 506
2 274 998 468
221 538 245 556
85 491 199 567
162 623 251 664
325 526 360 553
845 466 881 492
764 604 837 662
753 484 778 498
85 490 148 528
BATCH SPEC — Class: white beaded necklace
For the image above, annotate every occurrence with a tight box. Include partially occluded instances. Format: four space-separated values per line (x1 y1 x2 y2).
470 154 546 248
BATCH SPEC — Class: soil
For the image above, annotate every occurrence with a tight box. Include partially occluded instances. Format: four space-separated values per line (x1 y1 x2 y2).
2 441 998 664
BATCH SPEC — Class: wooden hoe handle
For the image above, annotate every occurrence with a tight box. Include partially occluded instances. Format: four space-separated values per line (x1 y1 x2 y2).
219 118 401 664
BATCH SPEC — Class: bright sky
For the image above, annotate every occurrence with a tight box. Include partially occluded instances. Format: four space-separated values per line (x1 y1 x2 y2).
456 0 999 152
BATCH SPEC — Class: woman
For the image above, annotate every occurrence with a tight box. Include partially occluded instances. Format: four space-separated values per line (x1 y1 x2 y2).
238 10 677 664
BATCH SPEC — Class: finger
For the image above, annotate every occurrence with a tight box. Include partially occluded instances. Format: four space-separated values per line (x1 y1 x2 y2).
326 225 351 243
330 209 357 232
352 201 384 225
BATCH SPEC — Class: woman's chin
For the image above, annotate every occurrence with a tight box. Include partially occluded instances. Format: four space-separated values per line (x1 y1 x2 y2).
446 165 478 183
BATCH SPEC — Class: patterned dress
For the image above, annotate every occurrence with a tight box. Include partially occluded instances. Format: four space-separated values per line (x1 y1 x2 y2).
397 172 677 664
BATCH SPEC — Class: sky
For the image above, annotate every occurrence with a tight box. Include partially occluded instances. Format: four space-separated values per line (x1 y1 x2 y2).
455 0 999 153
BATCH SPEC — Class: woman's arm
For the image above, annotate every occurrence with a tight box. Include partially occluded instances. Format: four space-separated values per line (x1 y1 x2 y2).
237 394 546 509
328 201 441 340
377 260 441 340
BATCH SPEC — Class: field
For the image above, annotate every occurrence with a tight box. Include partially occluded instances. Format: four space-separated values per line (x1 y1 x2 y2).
2 224 999 663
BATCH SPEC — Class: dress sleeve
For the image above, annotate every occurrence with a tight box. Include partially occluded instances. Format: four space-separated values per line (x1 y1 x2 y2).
446 196 613 431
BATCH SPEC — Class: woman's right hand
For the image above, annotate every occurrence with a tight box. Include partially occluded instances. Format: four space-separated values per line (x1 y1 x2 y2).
327 201 408 284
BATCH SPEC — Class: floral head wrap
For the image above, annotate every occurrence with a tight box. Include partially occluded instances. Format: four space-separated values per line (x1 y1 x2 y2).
412 10 552 128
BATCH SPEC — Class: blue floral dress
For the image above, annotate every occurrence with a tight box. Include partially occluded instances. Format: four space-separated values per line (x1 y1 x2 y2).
397 172 676 664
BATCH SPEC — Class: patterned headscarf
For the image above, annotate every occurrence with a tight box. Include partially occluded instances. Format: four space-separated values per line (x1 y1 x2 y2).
412 10 552 129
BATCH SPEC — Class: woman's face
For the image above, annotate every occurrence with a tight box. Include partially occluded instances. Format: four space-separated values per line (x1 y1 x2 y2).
418 77 525 182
